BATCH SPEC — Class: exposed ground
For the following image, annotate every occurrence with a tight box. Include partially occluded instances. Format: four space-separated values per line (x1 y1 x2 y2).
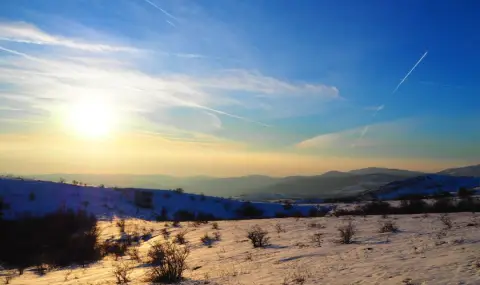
3 213 480 285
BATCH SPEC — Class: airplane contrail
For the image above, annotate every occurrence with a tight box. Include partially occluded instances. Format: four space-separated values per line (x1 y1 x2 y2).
391 51 428 95
143 0 178 21
353 51 428 146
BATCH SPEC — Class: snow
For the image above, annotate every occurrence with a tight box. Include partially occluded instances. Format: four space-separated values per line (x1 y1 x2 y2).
2 213 480 284
0 177 330 221
1 178 480 284
371 175 480 200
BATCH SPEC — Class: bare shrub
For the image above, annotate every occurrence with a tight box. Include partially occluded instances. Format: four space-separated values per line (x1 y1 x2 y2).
284 267 312 285
247 225 270 248
378 220 399 233
200 233 214 246
311 233 323 247
337 220 356 244
174 188 184 194
112 260 134 284
308 222 325 229
174 230 188 245
146 242 190 283
213 231 221 241
439 214 453 229
161 228 170 240
128 247 141 262
34 263 48 276
172 220 180 227
2 272 15 285
102 240 128 260
212 222 219 230
116 218 126 233
275 223 286 234
64 269 73 281
435 229 447 240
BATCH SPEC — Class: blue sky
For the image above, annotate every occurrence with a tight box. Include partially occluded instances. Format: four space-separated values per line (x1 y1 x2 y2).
0 0 479 176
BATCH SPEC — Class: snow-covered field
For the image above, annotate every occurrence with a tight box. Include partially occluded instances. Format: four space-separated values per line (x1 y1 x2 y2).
2 213 480 285
0 178 329 220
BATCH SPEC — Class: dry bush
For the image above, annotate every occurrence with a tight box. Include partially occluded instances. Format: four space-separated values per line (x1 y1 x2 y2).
200 233 214 246
378 220 399 233
213 231 221 241
34 263 48 276
161 228 170 240
174 230 188 245
439 214 453 229
311 233 323 247
247 225 270 248
102 240 128 260
112 260 134 284
116 218 126 233
172 220 181 227
211 222 219 230
283 267 312 285
308 222 325 229
275 223 286 234
128 247 141 262
2 271 15 285
337 220 356 244
435 229 447 240
146 242 190 283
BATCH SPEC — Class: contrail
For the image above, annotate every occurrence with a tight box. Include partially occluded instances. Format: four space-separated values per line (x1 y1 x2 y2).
0 45 40 61
353 51 428 146
143 0 178 21
391 51 428 95
182 101 271 128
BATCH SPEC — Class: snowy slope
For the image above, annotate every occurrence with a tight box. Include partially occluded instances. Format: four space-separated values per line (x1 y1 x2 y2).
367 174 480 200
0 178 330 220
438 164 480 177
3 213 480 285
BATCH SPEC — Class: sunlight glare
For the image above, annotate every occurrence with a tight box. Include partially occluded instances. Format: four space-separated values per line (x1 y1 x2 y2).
67 99 117 139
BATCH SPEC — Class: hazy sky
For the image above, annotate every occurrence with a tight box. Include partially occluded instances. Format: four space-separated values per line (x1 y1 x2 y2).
0 0 479 176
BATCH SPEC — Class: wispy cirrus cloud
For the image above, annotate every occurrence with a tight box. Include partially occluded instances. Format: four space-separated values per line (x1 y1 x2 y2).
0 22 138 52
0 37 338 138
295 119 418 150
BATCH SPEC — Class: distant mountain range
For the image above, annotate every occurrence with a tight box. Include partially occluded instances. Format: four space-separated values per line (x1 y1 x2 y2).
17 164 480 200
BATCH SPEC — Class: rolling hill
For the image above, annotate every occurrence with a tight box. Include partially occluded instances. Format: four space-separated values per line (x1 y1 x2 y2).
8 163 480 201
437 164 480 177
0 177 327 221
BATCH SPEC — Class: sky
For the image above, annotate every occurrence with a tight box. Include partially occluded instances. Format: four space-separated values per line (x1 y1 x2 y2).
0 0 479 177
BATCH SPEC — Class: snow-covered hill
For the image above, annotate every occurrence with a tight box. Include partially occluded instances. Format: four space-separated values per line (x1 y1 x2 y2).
437 164 480 177
0 178 330 221
365 174 480 200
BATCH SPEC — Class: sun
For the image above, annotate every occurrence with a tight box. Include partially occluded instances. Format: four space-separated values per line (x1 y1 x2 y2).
67 99 117 139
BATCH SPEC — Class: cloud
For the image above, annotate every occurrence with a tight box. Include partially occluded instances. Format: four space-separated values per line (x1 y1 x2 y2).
295 119 417 150
191 69 340 98
1 45 341 140
0 22 137 52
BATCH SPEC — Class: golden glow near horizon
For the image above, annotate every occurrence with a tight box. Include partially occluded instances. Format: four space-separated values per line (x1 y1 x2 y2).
65 98 117 139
